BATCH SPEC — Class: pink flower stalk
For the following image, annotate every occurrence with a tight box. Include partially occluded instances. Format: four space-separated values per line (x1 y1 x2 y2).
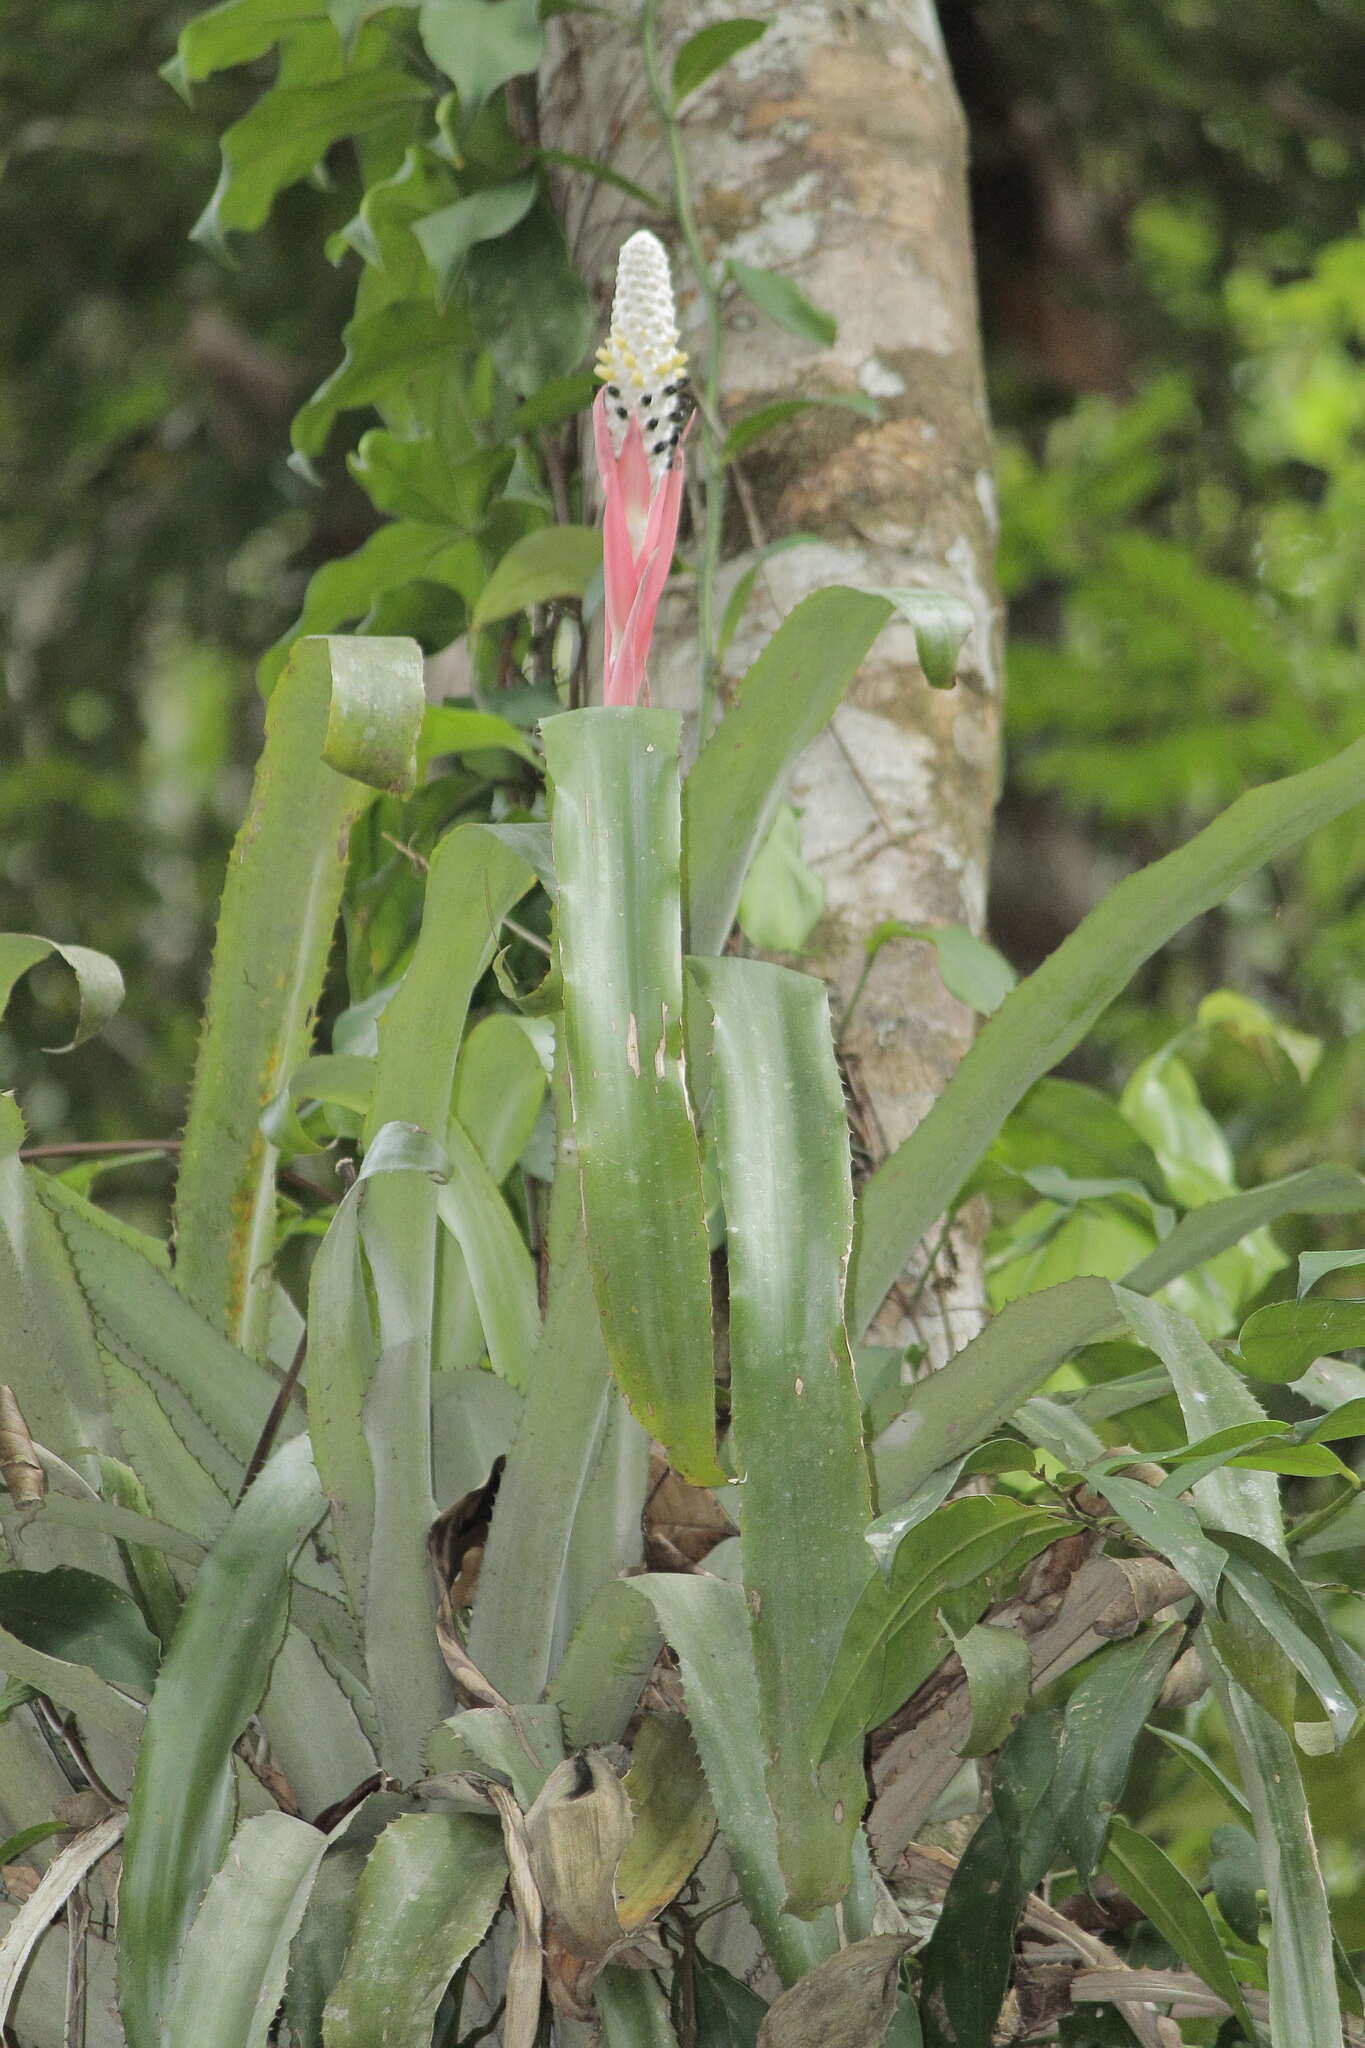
592 231 693 707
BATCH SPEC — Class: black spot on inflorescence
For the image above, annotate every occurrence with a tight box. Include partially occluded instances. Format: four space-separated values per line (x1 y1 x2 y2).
607 384 620 398
616 406 628 420
642 392 653 405
652 439 668 455
646 416 659 430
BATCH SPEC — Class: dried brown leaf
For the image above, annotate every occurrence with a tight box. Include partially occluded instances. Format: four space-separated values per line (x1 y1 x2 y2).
0 1387 44 1509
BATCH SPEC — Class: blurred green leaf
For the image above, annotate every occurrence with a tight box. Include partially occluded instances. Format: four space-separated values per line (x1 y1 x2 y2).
672 17 766 104
0 933 123 1053
419 0 542 115
1053 1625 1181 1881
814 1498 1065 1760
414 175 536 301
728 261 836 345
1239 1297 1365 1384
1299 1247 1365 1299
1103 1821 1256 2036
951 1620 1033 1759
193 69 430 256
471 524 602 627
735 804 824 953
0 1567 160 1696
1209 1822 1264 1944
853 729 1365 1339
723 393 878 463
1093 1473 1225 1606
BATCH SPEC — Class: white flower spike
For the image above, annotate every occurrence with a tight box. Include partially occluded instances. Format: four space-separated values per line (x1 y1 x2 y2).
594 229 691 485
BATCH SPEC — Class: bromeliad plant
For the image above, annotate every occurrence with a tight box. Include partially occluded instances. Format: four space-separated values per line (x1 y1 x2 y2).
6 234 1365 2048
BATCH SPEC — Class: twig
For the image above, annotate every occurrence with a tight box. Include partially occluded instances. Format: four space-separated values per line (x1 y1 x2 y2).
236 1330 308 1502
18 1139 180 1162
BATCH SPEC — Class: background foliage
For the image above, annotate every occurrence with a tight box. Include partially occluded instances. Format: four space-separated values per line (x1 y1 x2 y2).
4 0 1365 2040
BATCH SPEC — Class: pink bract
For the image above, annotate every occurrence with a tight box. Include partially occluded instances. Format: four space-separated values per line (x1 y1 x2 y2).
593 388 689 707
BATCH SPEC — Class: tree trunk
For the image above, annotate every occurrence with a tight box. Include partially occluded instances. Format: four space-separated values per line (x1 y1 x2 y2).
541 0 1002 1360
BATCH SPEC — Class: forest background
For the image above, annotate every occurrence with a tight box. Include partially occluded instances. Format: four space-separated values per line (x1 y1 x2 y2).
4 0 1365 1960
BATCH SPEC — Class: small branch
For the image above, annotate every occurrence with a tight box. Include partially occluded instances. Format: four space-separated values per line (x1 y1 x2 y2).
236 1331 308 1502
19 1139 180 1162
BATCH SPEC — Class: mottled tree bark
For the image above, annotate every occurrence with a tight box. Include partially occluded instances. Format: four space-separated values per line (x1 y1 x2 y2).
541 0 1002 1359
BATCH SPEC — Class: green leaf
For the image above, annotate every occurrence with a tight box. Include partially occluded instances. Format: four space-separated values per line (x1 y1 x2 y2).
0 1568 160 1696
119 1437 326 2048
466 1229 615 1701
1209 1822 1264 1945
544 710 719 1481
871 922 1017 1016
172 636 425 1357
418 0 542 116
413 174 537 301
264 526 484 685
548 1579 662 1750
1142 1296 1343 2046
863 588 975 691
43 1179 288 1494
690 957 873 1912
434 1115 541 1386
163 0 325 95
872 1276 1126 1507
0 932 123 1052
358 825 534 1774
629 1574 838 1985
470 523 602 627
1103 1820 1256 2037
684 1955 769 2046
421 703 540 770
1238 1297 1365 1384
465 199 593 395
814 1497 1066 1761
1053 1626 1181 1881
193 69 431 256
1093 1473 1226 1607
291 301 469 464
0 1820 68 1866
735 804 825 952
716 534 821 660
672 17 766 104
685 589 895 956
729 261 836 345
321 1812 507 2044
162 1812 330 2048
852 730 1365 1339
951 1621 1033 1759
917 1712 1059 2048
0 1101 120 1490
723 393 879 464
1215 1533 1362 1749
1299 1246 1365 1299
1124 1163 1365 1298
509 369 599 433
